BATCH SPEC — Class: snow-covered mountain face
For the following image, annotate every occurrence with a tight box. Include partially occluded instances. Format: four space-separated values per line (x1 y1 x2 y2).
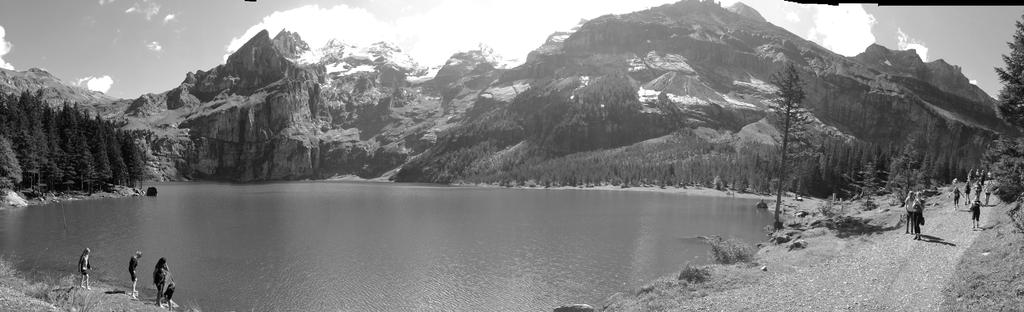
279 32 426 80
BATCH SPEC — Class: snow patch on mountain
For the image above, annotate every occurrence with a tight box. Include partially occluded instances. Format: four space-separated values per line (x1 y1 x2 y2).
733 75 777 94
722 94 756 108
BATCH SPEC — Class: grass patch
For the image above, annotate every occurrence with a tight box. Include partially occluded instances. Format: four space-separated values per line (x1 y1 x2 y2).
602 264 762 312
708 237 755 264
0 256 15 278
678 264 712 284
941 201 1024 311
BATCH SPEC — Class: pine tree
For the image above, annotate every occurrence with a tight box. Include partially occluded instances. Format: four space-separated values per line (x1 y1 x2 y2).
0 135 22 190
768 63 810 231
996 15 1024 128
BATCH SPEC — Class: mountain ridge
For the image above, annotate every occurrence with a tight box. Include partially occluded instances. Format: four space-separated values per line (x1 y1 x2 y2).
0 0 1014 185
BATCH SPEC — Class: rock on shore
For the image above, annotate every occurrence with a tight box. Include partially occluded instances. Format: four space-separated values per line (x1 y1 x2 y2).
1 190 28 208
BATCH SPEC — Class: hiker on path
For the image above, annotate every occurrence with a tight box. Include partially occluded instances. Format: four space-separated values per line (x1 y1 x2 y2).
904 192 924 240
952 187 962 210
970 199 982 230
975 181 984 203
965 183 972 203
128 251 142 299
901 190 925 239
78 248 91 290
153 257 169 308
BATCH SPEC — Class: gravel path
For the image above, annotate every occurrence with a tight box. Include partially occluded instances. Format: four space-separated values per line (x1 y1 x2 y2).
673 188 993 311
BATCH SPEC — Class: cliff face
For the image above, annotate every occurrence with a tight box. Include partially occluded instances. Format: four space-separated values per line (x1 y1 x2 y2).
100 29 451 182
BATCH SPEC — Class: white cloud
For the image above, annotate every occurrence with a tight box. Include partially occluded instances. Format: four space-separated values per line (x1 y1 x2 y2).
226 1 686 67
146 41 162 52
99 0 116 5
896 27 929 61
76 76 114 93
125 0 160 20
0 25 12 70
805 4 876 56
785 11 800 22
163 14 175 24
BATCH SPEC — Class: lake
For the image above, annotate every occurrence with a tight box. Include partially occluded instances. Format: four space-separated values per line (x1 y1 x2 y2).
0 182 773 311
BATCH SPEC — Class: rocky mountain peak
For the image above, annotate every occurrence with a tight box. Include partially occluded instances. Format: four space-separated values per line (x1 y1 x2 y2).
272 30 311 59
727 2 767 23
855 43 991 103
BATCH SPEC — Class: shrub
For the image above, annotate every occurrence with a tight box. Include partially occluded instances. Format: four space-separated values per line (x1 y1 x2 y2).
1010 202 1024 234
817 201 835 217
862 199 878 211
677 264 711 284
708 237 755 264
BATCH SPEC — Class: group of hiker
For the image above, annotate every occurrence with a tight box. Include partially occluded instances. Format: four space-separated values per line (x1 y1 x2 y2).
77 248 176 308
905 169 996 240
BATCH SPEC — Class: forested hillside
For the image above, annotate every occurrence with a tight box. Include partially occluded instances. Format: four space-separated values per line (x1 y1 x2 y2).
0 91 148 192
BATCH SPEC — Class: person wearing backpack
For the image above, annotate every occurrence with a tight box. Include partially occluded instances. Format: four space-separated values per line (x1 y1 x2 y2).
905 192 924 240
970 199 982 230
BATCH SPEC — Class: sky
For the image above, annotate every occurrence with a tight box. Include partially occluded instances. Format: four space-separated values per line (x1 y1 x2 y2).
0 0 1021 100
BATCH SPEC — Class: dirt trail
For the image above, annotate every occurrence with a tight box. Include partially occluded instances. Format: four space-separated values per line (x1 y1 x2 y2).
673 186 995 311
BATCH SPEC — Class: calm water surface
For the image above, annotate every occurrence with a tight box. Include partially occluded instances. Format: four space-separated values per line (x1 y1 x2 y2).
0 182 772 311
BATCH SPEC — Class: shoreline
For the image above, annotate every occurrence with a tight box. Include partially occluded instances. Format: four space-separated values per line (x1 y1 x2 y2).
454 182 780 200
2 186 145 209
598 184 998 311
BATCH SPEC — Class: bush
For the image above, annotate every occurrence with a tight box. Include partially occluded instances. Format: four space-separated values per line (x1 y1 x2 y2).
677 264 711 284
862 199 878 211
817 201 835 217
708 237 755 264
1010 202 1024 234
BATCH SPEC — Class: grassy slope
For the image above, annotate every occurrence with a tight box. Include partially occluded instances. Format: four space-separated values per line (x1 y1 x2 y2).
941 202 1024 311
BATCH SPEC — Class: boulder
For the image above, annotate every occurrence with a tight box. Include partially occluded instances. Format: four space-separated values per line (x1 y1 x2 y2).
146 187 158 197
755 200 768 209
768 234 790 245
2 190 28 208
788 240 808 251
554 304 595 312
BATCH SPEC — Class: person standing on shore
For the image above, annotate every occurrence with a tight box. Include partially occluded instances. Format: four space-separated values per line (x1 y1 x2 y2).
163 277 176 307
153 257 169 308
128 251 142 299
78 248 91 290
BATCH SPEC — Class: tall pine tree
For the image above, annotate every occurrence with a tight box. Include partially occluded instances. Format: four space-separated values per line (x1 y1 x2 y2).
768 63 811 231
